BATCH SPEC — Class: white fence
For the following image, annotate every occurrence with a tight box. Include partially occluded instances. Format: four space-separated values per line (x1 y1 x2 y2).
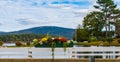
72 46 120 59
0 48 72 58
0 47 120 59
31 48 72 58
0 48 28 58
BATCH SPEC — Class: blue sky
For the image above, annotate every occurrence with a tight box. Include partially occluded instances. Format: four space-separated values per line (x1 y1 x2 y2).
0 0 120 32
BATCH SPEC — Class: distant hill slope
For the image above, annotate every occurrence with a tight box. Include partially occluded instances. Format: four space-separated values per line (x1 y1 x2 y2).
2 26 75 39
0 32 6 35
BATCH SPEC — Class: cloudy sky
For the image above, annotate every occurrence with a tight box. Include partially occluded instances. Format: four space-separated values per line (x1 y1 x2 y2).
0 0 120 32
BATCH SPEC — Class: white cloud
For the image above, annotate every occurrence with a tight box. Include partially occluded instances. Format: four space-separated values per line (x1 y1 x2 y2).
0 0 119 32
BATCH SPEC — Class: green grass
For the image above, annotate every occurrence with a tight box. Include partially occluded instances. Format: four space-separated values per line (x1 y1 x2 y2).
74 41 120 46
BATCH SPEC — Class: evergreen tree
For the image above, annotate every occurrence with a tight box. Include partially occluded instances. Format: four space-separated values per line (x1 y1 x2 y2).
94 0 118 39
83 11 104 39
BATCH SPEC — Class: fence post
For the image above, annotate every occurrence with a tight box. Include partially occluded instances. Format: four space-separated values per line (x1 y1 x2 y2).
28 48 32 58
89 46 95 62
113 51 116 59
89 56 95 62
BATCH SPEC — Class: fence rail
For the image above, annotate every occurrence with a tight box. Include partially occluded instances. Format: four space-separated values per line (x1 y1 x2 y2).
72 46 120 59
0 46 120 59
0 48 28 58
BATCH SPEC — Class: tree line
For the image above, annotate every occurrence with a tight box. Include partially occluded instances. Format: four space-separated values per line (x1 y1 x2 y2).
0 34 45 42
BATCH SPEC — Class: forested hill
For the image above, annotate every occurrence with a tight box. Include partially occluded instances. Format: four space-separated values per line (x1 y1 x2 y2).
0 26 75 39
0 32 6 35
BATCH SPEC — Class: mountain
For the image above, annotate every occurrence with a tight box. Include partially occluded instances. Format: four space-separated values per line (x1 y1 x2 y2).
1 26 75 39
0 32 6 35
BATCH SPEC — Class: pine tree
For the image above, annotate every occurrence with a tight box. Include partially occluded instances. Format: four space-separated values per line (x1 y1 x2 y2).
94 0 118 39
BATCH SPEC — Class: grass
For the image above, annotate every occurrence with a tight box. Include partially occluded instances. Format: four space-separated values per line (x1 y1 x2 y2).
74 40 120 46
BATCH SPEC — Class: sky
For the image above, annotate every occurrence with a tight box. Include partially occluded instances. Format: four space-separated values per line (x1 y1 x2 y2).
0 0 120 32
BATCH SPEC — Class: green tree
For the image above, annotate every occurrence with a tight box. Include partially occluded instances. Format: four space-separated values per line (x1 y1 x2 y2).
94 0 119 39
73 28 89 42
113 9 120 38
83 11 104 39
115 20 120 37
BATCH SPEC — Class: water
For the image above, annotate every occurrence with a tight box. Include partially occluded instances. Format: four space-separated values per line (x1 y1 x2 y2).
3 43 15 46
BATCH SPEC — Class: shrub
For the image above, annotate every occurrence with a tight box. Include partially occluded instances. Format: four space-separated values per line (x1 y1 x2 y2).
0 41 3 46
107 37 113 44
33 39 39 45
117 38 120 43
89 36 97 42
15 41 25 46
26 42 30 46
